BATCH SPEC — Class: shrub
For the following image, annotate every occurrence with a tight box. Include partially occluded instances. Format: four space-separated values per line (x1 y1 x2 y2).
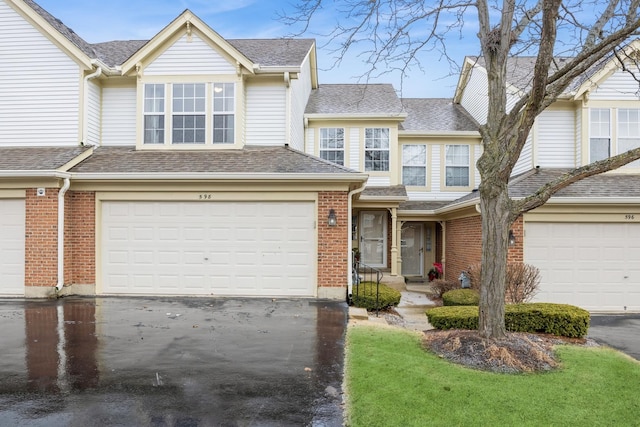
442 289 480 306
352 281 401 310
426 303 590 338
467 262 541 303
430 279 459 298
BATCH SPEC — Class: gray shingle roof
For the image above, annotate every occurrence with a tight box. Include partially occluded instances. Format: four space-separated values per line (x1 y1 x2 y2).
0 146 90 171
69 145 359 175
305 84 404 116
91 40 149 67
399 201 451 211
228 39 314 68
360 185 407 199
400 98 478 132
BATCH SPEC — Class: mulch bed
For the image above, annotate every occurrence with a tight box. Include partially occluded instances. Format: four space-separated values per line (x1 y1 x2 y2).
422 329 599 373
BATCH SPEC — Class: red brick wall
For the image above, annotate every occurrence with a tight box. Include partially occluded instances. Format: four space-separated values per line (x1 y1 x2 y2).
25 188 59 287
445 215 482 281
67 192 96 284
317 191 349 290
508 216 524 263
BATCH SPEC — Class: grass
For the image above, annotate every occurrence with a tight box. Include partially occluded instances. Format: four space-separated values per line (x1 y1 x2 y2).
344 325 640 427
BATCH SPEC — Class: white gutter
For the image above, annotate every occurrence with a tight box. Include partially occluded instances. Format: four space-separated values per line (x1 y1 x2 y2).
347 181 368 299
56 178 71 292
82 66 103 146
0 171 71 178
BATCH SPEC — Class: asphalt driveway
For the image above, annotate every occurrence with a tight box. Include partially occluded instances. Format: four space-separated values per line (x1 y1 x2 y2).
0 297 347 426
588 314 640 360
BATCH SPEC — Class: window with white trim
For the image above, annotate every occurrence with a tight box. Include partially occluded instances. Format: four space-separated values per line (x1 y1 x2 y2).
142 82 235 145
319 128 344 165
364 128 390 171
445 144 470 187
402 144 427 186
143 84 165 144
590 108 610 162
618 109 640 168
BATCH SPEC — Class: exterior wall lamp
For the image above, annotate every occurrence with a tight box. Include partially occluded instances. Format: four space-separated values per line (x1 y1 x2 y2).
508 229 516 247
328 209 337 227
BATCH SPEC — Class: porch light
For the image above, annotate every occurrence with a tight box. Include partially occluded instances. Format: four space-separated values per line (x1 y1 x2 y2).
328 209 337 227
508 229 516 247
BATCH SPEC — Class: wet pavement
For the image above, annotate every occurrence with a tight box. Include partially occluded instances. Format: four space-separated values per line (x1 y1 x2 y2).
0 297 347 426
588 313 640 360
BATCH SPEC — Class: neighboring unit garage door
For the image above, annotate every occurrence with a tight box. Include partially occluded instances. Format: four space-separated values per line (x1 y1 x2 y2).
0 199 25 295
525 222 640 312
101 201 316 296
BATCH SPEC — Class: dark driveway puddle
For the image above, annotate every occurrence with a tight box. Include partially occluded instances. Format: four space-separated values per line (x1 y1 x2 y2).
0 297 347 426
588 313 640 361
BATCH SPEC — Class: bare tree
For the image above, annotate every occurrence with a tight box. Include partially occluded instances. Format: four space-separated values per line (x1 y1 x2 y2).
286 0 640 338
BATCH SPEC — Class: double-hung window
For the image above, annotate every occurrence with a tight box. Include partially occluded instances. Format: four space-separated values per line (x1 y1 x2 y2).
589 108 611 162
143 84 165 144
213 83 234 143
364 128 390 171
172 83 206 144
319 128 345 165
402 145 427 186
445 145 470 187
618 109 640 168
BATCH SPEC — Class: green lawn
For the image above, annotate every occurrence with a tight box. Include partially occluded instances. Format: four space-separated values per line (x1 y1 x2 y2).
344 325 640 427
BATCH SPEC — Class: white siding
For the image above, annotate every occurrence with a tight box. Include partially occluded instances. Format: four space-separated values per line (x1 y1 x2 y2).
431 145 442 190
513 131 534 176
102 85 137 146
536 108 576 167
245 83 286 145
0 1 80 146
367 177 391 186
474 145 482 186
590 69 640 100
145 34 236 75
348 128 360 170
305 127 315 155
575 108 582 166
86 81 101 146
289 55 313 151
459 67 488 125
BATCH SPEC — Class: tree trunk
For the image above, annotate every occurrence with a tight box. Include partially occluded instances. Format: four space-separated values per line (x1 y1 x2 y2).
478 179 513 339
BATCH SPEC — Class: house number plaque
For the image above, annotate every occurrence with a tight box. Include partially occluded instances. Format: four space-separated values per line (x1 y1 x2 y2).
198 194 213 200
625 214 636 220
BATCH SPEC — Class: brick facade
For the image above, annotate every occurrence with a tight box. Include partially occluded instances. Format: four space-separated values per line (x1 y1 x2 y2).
25 188 59 287
317 191 349 290
67 192 95 284
507 216 524 263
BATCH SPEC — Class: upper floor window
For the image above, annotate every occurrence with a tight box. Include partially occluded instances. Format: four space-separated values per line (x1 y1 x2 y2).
365 128 390 171
143 82 235 145
402 144 426 186
618 109 640 168
590 108 610 162
319 128 345 165
445 145 470 187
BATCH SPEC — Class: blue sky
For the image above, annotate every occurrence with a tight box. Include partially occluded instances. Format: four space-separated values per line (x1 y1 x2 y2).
35 0 480 98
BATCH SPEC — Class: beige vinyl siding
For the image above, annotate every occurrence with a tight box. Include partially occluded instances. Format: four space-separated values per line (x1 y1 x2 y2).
513 131 534 175
575 108 582 166
348 128 360 170
102 85 136 146
145 34 236 75
536 108 576 167
367 177 391 186
590 69 640 100
305 127 315 155
459 67 488 125
86 80 101 146
289 55 313 151
0 1 80 146
245 83 286 145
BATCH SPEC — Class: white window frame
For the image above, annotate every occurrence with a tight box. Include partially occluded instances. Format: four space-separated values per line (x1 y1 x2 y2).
364 128 390 171
402 144 427 186
445 144 470 187
213 83 235 144
617 108 640 168
172 83 206 144
589 108 611 162
319 128 345 165
143 84 165 144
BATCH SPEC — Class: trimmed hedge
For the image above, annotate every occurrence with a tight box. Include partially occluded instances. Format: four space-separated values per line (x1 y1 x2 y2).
352 281 401 310
442 289 480 306
426 303 590 338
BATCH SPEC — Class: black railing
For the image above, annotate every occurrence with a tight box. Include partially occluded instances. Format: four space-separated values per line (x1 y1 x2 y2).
351 254 383 317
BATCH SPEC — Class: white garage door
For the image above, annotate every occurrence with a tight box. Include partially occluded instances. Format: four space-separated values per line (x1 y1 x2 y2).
101 201 316 296
0 199 25 295
525 222 640 312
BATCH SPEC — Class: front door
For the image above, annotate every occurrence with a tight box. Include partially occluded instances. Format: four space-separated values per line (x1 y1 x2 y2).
359 211 387 267
401 224 424 276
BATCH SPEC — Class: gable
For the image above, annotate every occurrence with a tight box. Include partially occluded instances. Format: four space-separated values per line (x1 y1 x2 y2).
588 69 640 100
145 32 236 76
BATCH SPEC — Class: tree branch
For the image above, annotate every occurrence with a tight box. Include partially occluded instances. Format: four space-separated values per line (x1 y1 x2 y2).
585 0 621 49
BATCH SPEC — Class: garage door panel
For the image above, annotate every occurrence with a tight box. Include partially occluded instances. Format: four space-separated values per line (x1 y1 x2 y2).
102 201 316 296
526 222 640 311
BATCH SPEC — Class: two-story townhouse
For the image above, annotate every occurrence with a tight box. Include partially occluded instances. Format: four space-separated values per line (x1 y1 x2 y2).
448 51 640 312
0 0 366 299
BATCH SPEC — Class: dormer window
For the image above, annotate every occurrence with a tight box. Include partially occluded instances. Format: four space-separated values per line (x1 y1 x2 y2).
143 82 235 146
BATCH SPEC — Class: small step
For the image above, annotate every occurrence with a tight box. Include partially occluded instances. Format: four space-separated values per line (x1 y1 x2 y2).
348 307 369 320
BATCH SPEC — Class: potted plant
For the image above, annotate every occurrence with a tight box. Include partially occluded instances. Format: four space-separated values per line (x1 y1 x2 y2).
428 262 443 281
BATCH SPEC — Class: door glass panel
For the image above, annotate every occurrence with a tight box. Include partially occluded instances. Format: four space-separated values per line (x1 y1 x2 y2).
360 212 386 267
401 224 423 276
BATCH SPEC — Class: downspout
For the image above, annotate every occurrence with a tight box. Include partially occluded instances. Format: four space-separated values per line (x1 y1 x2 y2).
347 181 367 299
82 65 102 146
56 178 71 292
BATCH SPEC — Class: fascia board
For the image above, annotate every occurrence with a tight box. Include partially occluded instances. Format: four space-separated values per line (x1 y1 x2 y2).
358 195 409 202
56 147 95 172
540 197 640 204
121 11 254 75
0 170 71 178
453 57 475 103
